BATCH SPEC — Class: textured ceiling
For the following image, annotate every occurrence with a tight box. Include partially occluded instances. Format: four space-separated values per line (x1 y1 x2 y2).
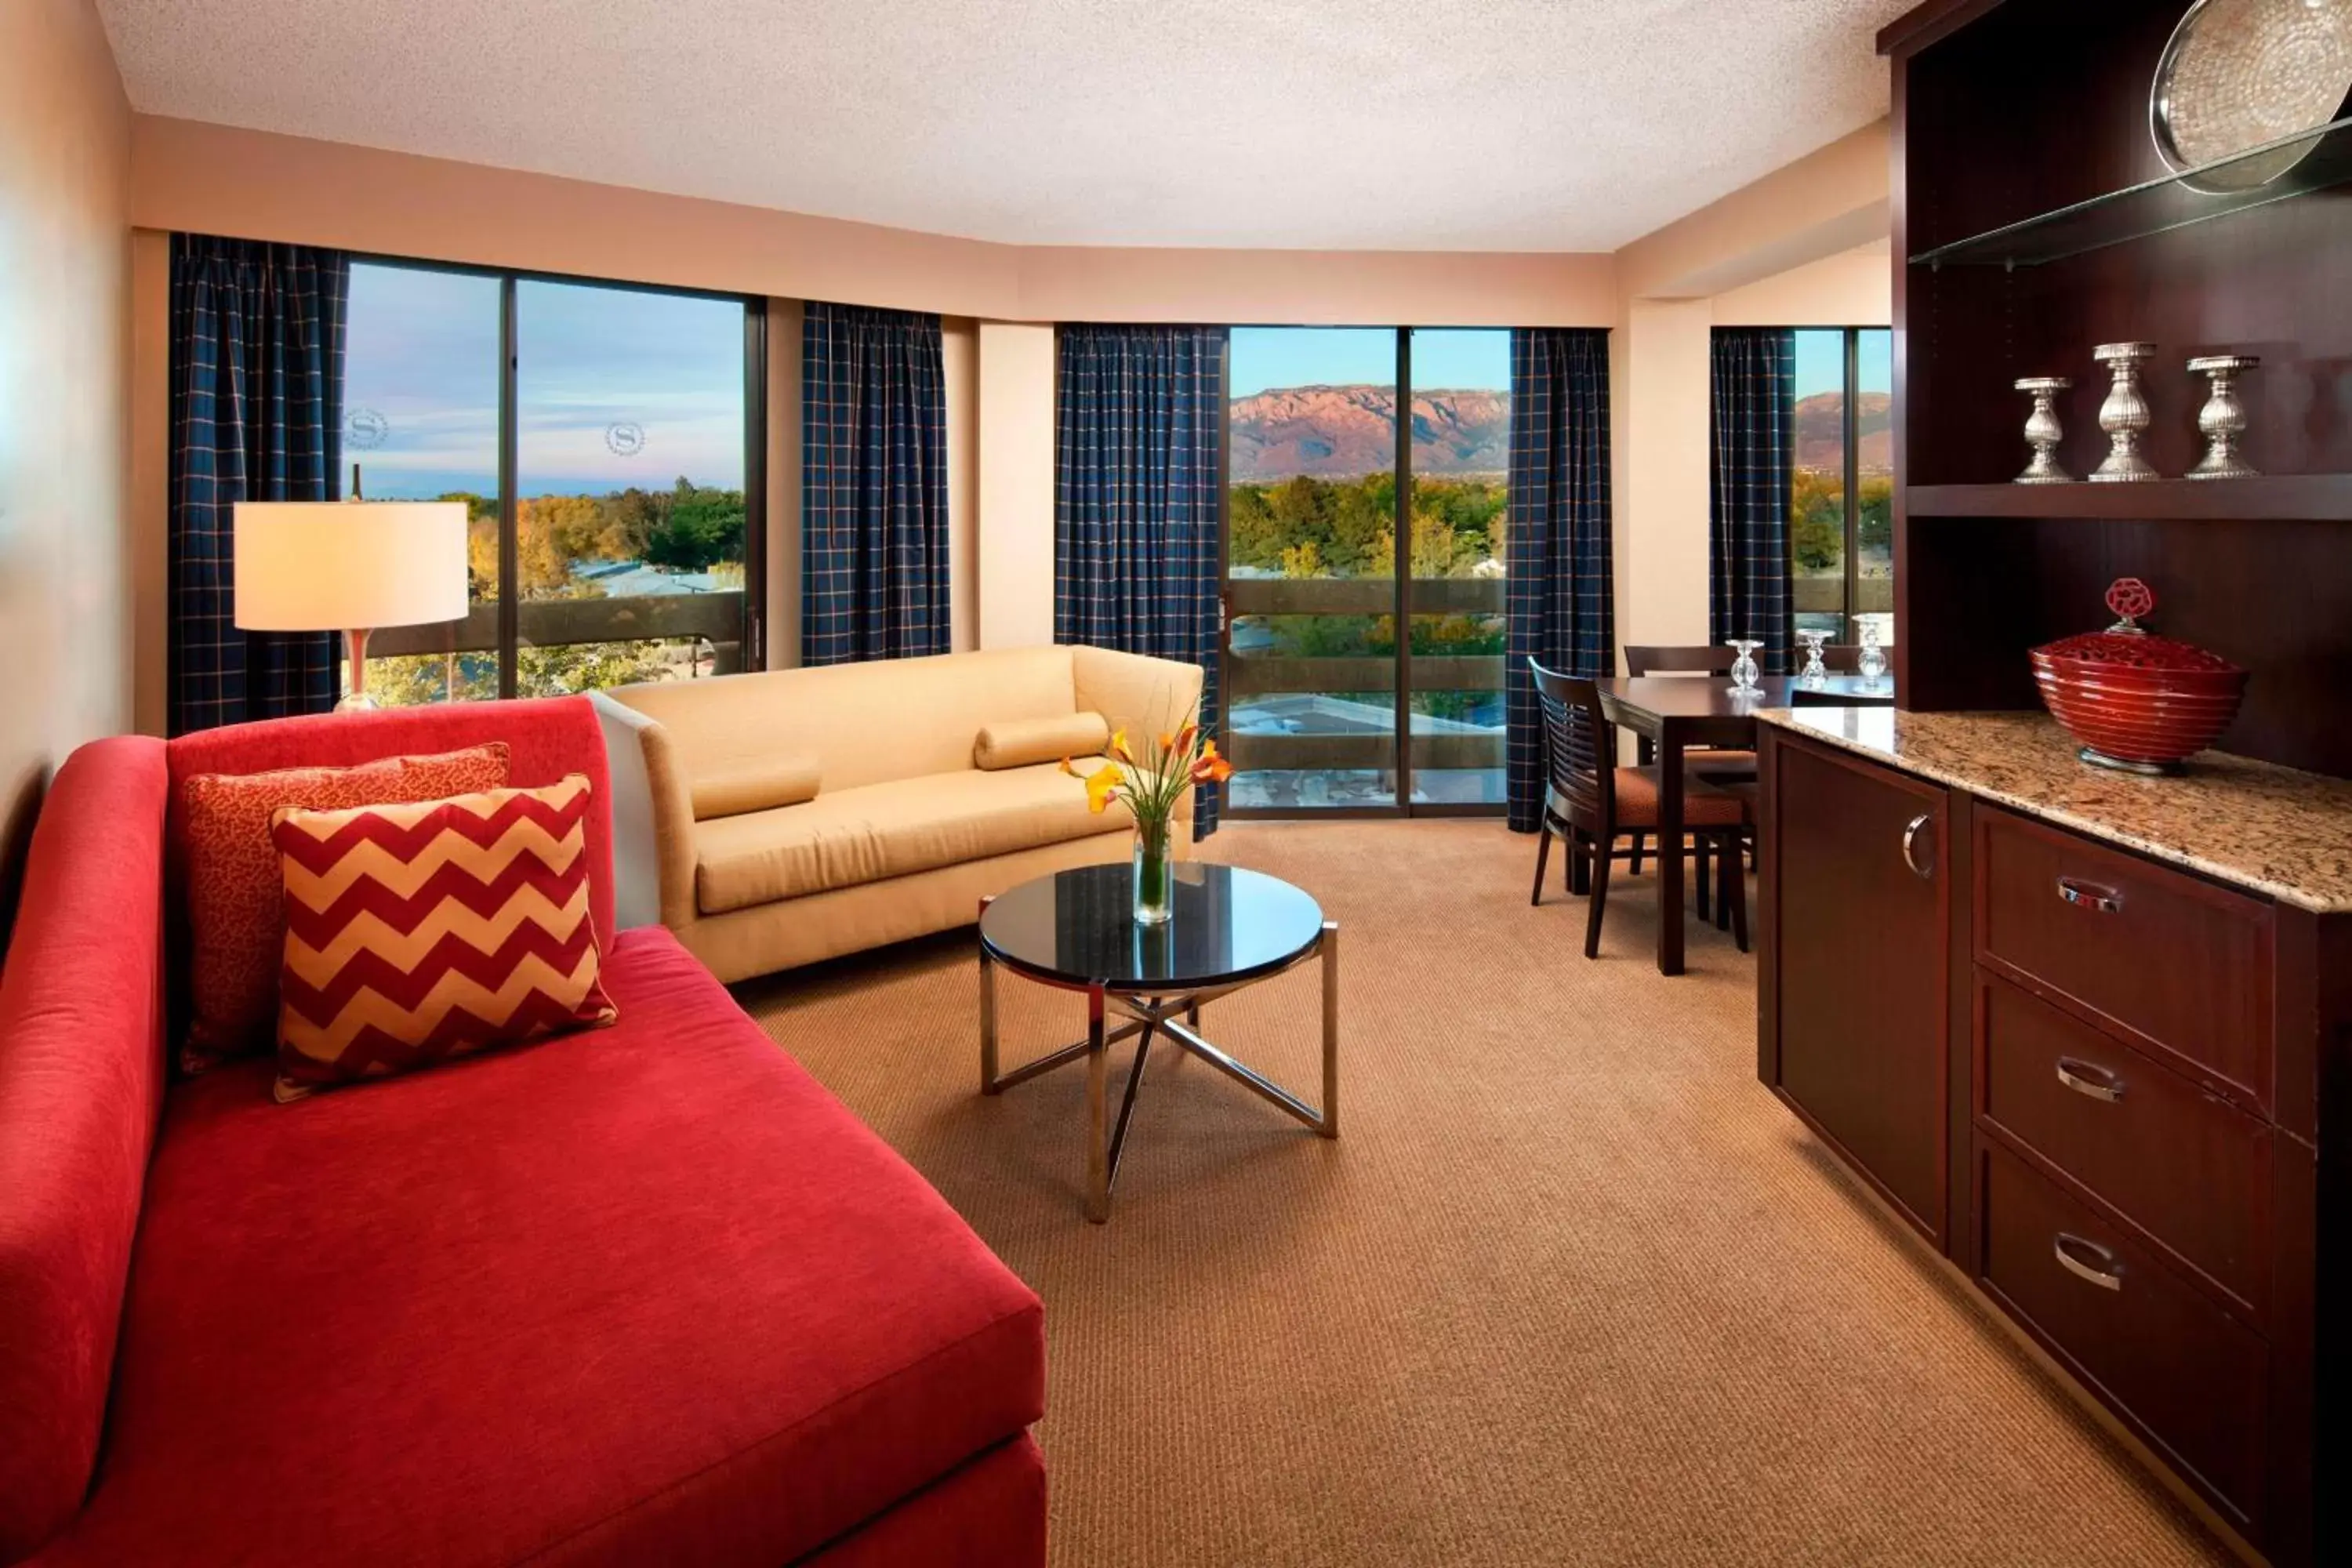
96 0 1910 252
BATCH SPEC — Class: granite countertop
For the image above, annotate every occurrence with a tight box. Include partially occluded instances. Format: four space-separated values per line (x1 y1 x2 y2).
1759 707 2352 913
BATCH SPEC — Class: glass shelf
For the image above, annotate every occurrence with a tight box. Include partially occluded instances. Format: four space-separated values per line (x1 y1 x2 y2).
1911 114 2352 269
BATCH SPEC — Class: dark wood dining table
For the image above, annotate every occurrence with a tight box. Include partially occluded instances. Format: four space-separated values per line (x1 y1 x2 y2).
1595 674 1893 976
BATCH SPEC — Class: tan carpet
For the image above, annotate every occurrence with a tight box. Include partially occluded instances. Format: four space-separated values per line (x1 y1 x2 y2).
736 821 2225 1566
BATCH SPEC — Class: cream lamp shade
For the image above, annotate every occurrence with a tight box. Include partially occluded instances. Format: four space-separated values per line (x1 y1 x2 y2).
234 499 470 710
233 500 470 632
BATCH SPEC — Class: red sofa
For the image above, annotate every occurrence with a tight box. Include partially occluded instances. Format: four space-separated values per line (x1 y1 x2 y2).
0 699 1046 1567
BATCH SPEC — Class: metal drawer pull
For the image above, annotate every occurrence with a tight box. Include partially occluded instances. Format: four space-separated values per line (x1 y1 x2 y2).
2053 1233 2124 1291
2054 1058 2125 1103
2056 877 2122 913
1900 814 1936 880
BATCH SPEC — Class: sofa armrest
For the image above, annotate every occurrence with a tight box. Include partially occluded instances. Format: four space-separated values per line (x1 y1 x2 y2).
1069 645 1206 739
589 692 699 932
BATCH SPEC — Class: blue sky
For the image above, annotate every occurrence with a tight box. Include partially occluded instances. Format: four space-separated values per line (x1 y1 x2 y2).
1229 326 1510 397
1795 326 1893 400
345 263 748 499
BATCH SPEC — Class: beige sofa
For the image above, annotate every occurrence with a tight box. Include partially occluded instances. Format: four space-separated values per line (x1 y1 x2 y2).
591 645 1205 982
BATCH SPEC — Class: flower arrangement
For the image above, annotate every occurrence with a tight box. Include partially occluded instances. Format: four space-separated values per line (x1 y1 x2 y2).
1062 719 1233 924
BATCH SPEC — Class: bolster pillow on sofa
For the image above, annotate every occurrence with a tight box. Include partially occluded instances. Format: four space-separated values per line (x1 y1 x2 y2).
975 711 1112 771
691 758 822 820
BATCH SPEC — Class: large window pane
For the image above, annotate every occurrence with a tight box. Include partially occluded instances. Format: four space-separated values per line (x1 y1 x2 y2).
1226 327 1399 811
514 280 749 696
344 263 502 705
1791 327 1846 642
1405 328 1508 805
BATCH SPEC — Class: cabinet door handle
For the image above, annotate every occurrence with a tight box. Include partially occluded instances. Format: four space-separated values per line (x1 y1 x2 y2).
2055 1058 2125 1103
2056 877 2122 913
2053 1233 2124 1291
1900 813 1936 880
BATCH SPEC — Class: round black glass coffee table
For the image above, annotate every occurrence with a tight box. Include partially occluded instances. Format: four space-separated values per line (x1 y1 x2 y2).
978 862 1338 1222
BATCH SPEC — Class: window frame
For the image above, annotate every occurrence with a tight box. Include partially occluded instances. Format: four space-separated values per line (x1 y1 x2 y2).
346 252 768 697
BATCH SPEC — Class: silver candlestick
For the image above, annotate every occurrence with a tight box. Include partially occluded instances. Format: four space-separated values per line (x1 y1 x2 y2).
2090 341 2158 482
2013 376 2074 483
2186 354 2259 479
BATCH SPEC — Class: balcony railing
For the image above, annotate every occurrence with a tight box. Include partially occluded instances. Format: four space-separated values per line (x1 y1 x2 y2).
368 592 747 675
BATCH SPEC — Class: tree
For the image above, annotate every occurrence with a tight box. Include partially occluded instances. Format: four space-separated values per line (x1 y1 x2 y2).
644 477 745 572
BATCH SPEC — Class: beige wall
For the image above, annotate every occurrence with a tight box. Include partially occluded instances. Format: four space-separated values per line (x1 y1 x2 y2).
976 324 1058 649
130 116 1617 329
1 0 132 927
1714 241 1892 327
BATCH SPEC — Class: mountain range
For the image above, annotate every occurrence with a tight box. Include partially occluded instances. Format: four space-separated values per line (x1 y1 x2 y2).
1797 390 1893 476
1232 384 1893 483
1231 385 1507 481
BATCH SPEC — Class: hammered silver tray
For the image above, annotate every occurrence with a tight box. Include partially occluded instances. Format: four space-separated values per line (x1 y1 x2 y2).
2153 0 2352 192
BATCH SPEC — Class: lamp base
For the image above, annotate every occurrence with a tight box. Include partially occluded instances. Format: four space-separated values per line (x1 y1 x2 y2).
340 626 377 713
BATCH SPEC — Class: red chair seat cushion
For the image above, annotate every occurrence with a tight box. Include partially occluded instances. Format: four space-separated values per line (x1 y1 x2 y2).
33 927 1044 1568
1610 768 1746 829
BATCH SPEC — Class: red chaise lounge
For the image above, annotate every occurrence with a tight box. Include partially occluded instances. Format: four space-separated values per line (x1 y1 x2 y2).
0 699 1046 1567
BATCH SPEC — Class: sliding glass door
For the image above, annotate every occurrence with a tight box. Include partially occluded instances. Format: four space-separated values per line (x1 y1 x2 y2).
1221 327 1507 816
347 259 763 702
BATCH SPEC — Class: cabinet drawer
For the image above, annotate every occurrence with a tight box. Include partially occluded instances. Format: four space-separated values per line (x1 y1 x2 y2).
1979 974 2270 1316
1978 1140 2268 1531
1976 809 2271 1104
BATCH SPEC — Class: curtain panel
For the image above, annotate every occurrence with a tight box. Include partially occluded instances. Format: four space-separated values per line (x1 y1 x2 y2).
1708 327 1797 677
1504 328 1614 833
168 235 350 735
800 302 951 666
1054 324 1228 836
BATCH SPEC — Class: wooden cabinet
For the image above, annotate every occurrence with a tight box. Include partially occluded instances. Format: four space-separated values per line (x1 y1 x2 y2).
1759 724 2341 1563
1761 732 1954 1243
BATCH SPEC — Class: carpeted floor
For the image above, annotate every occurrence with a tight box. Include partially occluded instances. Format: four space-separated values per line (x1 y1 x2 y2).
736 821 2227 1566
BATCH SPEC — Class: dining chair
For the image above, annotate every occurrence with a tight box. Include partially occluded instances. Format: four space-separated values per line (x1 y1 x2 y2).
1618 644 1755 874
1623 644 1736 677
1529 660 1750 959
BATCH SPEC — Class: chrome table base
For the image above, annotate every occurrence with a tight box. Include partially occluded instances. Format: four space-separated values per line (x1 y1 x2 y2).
979 913 1340 1224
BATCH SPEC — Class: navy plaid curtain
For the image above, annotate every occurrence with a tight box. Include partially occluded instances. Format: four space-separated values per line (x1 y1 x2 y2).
1054 325 1227 836
1505 328 1613 833
168 234 350 735
801 302 950 665
1709 328 1796 677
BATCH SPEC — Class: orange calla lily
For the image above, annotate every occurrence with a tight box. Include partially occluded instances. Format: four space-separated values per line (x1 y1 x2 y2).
1081 764 1124 814
1189 739 1233 786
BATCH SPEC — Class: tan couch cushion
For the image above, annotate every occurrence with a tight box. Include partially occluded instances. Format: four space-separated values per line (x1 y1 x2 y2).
695 765 1130 915
691 757 821 820
974 711 1110 772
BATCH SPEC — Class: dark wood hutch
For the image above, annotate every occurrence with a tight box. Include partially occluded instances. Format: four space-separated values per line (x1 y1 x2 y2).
1755 2 2352 1563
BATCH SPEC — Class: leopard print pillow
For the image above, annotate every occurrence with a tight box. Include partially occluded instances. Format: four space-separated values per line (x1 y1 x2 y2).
180 744 510 1073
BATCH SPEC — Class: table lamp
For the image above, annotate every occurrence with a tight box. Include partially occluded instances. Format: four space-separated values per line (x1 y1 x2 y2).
234 478 469 711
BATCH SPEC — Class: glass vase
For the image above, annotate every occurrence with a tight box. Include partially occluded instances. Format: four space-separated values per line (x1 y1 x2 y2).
1857 621 1889 688
1131 816 1174 926
1728 639 1763 691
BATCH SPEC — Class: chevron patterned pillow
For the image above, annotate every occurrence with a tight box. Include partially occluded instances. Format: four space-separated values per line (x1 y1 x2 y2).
267 773 619 1102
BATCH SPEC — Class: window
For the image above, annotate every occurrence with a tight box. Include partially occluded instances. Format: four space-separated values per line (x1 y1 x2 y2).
346 260 762 702
1222 327 1508 815
1790 327 1893 647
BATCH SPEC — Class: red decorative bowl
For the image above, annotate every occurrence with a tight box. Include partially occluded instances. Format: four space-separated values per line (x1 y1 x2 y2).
2029 579 2247 774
